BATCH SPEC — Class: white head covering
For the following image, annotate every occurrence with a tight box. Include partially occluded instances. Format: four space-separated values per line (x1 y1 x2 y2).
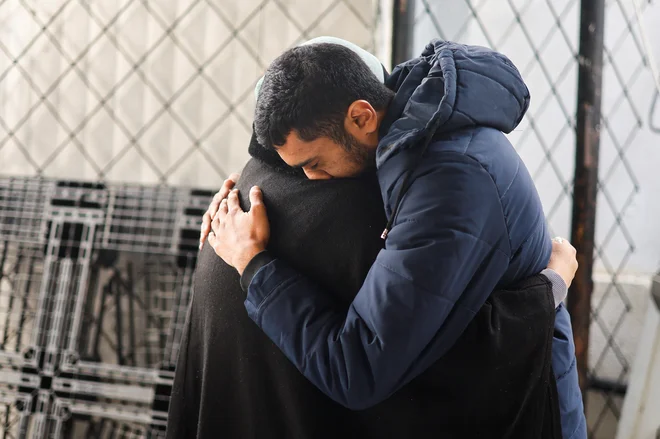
254 36 385 101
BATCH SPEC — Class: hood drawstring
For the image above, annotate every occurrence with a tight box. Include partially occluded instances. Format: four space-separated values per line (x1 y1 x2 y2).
381 129 437 240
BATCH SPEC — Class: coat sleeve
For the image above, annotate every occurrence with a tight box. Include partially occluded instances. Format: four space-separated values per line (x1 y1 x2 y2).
552 304 588 439
243 153 511 409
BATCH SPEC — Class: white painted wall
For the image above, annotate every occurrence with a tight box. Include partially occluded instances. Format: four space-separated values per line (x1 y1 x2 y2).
615 277 660 439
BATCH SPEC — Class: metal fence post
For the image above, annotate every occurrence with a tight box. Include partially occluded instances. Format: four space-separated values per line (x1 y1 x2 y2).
569 0 606 404
391 0 415 68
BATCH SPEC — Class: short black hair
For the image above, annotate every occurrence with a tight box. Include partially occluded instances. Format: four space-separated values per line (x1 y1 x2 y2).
254 43 394 149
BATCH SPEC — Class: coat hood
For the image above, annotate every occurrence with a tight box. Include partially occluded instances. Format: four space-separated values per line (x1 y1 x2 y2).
377 40 531 167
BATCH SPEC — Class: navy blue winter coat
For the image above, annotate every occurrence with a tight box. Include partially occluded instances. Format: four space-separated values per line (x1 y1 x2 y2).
242 40 587 439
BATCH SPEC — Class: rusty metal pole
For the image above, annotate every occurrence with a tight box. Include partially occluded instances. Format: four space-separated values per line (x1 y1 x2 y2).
569 0 606 405
391 0 415 68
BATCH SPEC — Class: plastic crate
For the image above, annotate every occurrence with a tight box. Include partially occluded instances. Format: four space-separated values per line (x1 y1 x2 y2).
0 176 211 438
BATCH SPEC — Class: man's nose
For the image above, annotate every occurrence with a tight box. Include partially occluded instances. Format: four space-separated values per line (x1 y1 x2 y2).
303 169 332 180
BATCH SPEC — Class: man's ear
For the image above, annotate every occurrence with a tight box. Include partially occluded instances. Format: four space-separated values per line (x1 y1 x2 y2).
346 100 378 134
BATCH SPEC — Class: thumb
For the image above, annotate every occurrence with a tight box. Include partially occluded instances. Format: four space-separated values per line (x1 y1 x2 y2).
249 186 265 213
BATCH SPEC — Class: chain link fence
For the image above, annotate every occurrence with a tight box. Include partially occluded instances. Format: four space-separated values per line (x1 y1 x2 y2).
0 0 381 187
410 0 658 437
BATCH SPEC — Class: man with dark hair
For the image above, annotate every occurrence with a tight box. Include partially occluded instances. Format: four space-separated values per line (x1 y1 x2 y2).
203 38 586 438
167 132 575 438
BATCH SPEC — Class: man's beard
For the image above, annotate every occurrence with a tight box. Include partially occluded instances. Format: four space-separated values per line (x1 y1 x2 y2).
339 131 377 173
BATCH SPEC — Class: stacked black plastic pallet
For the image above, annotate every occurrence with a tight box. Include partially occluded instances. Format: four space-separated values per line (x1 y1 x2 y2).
0 176 212 438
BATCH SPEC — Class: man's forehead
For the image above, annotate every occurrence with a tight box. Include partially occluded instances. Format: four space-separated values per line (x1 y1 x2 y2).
277 148 316 170
276 134 325 167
